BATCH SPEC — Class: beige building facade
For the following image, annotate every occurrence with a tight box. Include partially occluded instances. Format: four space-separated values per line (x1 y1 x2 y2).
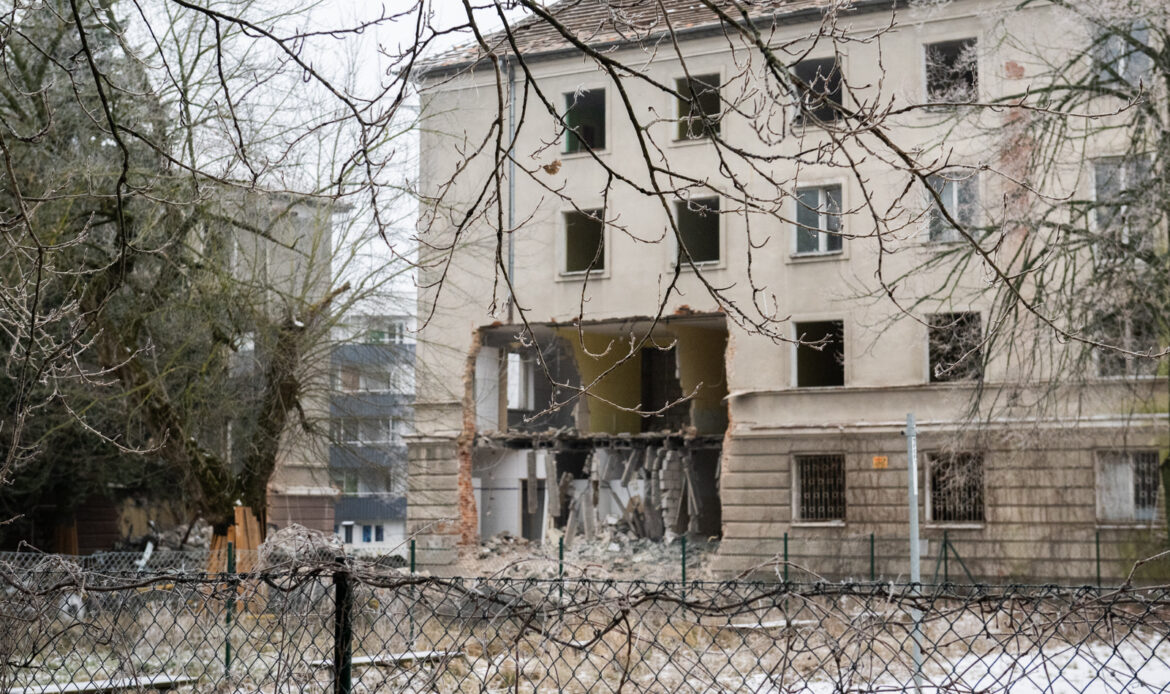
412 0 1168 582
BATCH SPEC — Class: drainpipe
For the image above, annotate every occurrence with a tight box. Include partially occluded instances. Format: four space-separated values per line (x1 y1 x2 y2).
500 55 517 324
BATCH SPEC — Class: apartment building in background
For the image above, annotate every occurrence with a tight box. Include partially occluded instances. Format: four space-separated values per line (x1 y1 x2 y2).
411 0 1168 582
329 315 415 559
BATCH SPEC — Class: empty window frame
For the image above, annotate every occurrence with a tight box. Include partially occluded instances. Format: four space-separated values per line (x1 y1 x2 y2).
927 452 984 523
926 172 978 242
1092 22 1151 85
1093 308 1159 378
795 185 843 254
925 38 978 103
676 73 721 140
564 89 606 153
675 197 721 264
928 312 983 382
1097 450 1160 523
794 454 846 521
563 209 605 273
793 57 844 124
342 523 354 544
375 524 385 542
1093 157 1153 253
794 320 845 387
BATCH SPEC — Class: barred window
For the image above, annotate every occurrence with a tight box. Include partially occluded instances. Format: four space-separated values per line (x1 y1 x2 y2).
1097 450 1160 523
928 452 984 523
795 454 846 521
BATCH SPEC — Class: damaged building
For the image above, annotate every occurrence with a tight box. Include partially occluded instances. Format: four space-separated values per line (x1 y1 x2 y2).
410 0 1169 583
472 318 726 546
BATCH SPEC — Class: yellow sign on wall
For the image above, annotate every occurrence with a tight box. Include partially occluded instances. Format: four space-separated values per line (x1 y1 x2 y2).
872 456 889 469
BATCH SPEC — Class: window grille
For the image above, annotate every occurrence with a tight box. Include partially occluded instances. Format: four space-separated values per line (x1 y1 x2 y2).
1098 450 1160 522
795 454 846 521
928 452 984 522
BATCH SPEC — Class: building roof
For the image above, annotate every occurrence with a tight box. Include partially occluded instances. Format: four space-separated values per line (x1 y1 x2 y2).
418 0 853 77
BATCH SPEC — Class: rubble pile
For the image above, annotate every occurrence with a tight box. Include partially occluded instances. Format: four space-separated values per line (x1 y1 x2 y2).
458 528 718 581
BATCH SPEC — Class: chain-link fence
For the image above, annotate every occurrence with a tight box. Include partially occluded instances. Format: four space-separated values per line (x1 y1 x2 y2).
3 558 1169 693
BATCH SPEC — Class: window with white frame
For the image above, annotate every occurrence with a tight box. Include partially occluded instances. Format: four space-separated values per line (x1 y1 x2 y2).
795 185 843 255
927 452 984 523
676 73 721 140
794 454 846 521
1097 450 1160 523
926 172 978 242
1092 22 1151 85
925 38 978 103
674 197 721 264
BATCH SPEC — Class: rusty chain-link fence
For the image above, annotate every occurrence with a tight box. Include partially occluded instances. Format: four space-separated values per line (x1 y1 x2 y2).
4 555 1170 693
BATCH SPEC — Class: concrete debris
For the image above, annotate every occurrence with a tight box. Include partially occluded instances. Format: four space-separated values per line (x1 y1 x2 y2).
259 523 342 568
459 528 718 581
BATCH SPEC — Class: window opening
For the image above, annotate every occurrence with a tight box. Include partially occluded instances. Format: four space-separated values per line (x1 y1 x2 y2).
793 57 844 124
564 88 606 153
564 209 605 273
795 320 845 387
675 197 721 264
928 312 983 382
1094 308 1158 378
641 346 687 432
375 525 385 542
1093 22 1151 85
507 352 536 411
676 74 721 140
925 38 978 102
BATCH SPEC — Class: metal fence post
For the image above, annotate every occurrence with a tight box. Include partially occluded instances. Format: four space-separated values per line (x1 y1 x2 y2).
225 541 235 675
870 533 876 582
333 556 352 694
943 530 949 584
409 539 416 646
783 532 789 583
681 536 687 587
905 413 924 694
558 536 564 601
1096 530 1101 588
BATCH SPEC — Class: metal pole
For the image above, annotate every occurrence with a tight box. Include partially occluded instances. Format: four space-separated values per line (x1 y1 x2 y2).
558 536 564 601
1096 530 1102 588
905 413 923 694
333 556 352 694
870 533 876 582
783 532 789 583
225 541 235 675
943 530 949 584
681 536 687 586
409 539 416 646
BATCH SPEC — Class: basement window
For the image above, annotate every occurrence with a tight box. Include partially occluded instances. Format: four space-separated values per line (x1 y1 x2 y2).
794 320 845 387
1097 450 1159 523
925 38 978 103
674 197 721 264
927 452 984 523
793 57 844 125
928 312 983 382
794 454 846 522
564 210 605 273
795 184 843 255
676 73 721 140
564 88 606 153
